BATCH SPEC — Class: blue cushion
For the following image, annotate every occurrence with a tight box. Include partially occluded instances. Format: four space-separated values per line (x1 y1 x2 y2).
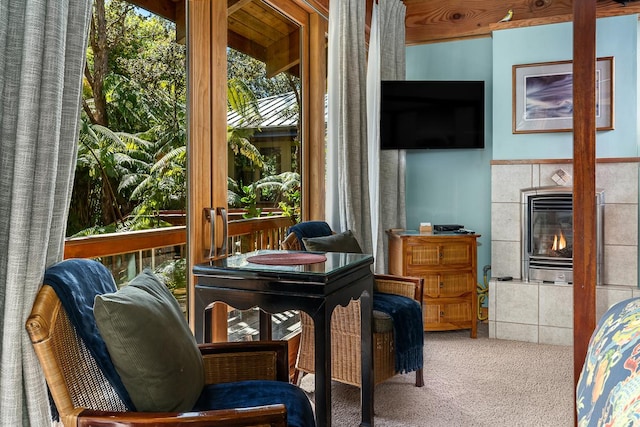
193 380 315 427
44 259 134 410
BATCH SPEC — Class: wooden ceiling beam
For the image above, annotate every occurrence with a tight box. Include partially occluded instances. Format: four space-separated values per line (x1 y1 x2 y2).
228 0 255 16
404 0 640 45
266 30 300 78
127 0 188 45
175 1 186 44
127 0 176 21
228 30 268 62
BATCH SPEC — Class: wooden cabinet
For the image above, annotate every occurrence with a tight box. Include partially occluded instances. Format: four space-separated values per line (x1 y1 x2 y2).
387 230 480 338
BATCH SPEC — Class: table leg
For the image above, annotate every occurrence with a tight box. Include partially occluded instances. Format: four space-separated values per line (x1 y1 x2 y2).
313 302 332 427
360 289 374 427
259 310 272 340
194 289 206 344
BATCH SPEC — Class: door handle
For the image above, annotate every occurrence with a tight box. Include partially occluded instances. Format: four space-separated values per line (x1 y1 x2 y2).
206 207 228 260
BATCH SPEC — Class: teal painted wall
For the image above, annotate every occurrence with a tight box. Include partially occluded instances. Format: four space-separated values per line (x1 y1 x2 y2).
492 15 638 160
404 15 639 280
405 38 493 276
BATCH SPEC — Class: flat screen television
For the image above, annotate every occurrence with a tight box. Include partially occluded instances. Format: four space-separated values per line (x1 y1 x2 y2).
380 80 485 150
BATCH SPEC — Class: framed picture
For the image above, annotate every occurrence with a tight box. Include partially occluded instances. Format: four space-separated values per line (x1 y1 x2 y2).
512 57 614 133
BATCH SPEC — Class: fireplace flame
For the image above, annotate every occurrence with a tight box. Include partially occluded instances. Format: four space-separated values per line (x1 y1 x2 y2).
552 230 567 251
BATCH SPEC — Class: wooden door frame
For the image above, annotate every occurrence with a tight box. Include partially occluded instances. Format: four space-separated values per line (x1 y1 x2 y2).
186 0 328 335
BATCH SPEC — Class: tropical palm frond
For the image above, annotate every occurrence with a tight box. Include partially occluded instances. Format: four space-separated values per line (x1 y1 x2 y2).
118 173 148 192
117 131 155 151
150 146 186 172
228 133 264 168
113 152 151 169
227 190 242 207
228 78 262 126
129 174 154 200
90 124 129 150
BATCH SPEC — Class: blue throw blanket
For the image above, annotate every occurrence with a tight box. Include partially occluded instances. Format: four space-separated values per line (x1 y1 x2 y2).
44 259 135 410
288 221 332 250
373 292 424 374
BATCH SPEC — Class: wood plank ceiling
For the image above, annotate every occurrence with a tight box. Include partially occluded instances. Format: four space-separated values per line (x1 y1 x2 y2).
128 0 302 77
130 0 640 46
404 0 640 44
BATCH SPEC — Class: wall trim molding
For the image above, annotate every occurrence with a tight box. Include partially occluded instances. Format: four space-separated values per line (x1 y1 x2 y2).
491 157 640 165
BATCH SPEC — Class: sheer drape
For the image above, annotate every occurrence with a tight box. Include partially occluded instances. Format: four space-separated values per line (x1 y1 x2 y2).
0 0 92 424
367 0 407 272
326 0 372 252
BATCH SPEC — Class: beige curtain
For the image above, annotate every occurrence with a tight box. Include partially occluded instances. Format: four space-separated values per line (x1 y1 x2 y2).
326 0 372 252
367 0 407 273
0 0 92 424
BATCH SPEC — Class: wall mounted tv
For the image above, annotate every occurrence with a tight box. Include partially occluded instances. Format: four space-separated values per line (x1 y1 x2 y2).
380 80 485 150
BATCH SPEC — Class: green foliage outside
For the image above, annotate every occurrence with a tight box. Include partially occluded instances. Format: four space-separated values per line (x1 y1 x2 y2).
69 1 302 293
71 1 301 237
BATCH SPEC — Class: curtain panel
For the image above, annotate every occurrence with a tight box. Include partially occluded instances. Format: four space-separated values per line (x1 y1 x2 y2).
369 0 407 273
0 0 92 424
326 0 373 252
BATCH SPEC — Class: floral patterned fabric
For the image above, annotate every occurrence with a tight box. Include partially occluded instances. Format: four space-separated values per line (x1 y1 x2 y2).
576 298 640 426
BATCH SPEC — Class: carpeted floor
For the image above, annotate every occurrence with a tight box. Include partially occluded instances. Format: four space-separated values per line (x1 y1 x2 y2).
299 323 574 427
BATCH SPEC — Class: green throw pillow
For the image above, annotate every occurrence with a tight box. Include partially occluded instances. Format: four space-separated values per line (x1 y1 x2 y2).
94 269 204 412
302 230 363 253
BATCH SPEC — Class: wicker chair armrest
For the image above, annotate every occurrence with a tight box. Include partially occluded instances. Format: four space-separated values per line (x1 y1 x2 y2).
374 274 424 302
198 341 289 384
281 232 301 250
75 404 287 427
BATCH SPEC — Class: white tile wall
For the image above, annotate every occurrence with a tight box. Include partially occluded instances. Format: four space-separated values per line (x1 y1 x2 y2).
489 161 639 345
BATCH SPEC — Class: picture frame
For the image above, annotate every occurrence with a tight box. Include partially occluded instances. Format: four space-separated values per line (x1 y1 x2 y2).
512 57 614 133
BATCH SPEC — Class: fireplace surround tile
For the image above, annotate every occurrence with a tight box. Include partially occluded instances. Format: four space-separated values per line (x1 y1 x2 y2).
491 164 535 202
491 202 520 241
596 163 638 204
490 160 639 345
603 244 638 286
495 321 538 343
539 284 572 328
495 280 538 324
539 326 573 346
540 164 573 187
596 286 634 320
604 203 637 246
490 240 521 279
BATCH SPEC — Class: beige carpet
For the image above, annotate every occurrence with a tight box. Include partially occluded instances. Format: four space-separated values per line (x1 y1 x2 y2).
299 324 574 427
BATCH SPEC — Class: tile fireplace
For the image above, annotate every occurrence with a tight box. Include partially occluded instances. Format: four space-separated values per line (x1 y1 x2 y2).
489 161 639 345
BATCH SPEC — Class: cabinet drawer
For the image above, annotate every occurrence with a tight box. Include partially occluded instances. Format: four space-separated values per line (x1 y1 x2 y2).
407 244 440 267
423 271 474 298
406 241 473 268
440 242 473 266
439 301 472 323
423 301 473 330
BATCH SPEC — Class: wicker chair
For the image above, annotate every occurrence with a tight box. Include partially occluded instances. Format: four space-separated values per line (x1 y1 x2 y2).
282 226 424 388
26 262 313 427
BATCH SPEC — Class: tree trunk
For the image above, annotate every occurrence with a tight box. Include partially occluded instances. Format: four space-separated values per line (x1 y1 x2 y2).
86 0 109 126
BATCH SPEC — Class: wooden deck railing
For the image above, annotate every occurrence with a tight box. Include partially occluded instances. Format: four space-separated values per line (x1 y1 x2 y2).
64 215 294 260
63 215 295 291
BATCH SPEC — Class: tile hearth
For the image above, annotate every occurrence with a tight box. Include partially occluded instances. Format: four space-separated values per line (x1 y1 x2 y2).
489 161 640 345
